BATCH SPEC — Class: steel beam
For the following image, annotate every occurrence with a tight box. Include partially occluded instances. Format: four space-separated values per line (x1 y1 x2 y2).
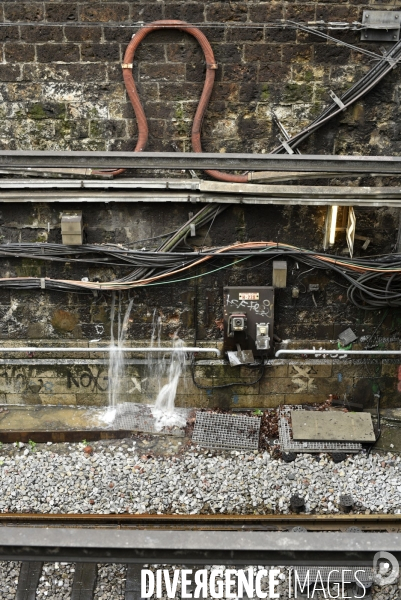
2 151 401 173
2 182 401 206
0 528 399 566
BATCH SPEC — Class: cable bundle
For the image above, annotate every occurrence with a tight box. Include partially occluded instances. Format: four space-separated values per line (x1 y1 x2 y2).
2 239 401 308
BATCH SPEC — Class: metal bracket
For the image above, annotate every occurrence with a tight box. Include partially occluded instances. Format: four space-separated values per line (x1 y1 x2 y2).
361 11 401 42
121 63 133 69
278 135 294 155
329 90 346 110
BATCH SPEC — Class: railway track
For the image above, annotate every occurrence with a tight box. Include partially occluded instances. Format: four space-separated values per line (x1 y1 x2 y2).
1 514 400 599
0 512 400 531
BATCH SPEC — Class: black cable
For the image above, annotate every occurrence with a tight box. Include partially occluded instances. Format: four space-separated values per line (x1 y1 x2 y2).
190 355 265 389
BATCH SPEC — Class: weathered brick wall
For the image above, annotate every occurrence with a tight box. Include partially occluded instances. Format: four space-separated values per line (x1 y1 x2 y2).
0 0 398 155
1 1 401 409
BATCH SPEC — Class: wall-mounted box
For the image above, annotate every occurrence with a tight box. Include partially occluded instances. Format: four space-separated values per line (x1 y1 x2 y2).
272 261 287 288
223 286 274 357
61 211 83 245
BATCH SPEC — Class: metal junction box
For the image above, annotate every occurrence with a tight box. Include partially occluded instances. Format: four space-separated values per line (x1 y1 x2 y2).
61 211 83 245
223 286 274 357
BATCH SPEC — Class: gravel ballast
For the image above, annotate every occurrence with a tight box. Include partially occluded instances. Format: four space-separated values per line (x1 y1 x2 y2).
0 440 400 514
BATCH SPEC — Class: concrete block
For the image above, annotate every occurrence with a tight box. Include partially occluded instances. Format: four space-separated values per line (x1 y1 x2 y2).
264 363 288 378
41 394 77 406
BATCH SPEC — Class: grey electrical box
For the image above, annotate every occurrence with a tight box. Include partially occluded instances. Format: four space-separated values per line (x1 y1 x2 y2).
361 11 401 42
272 261 287 288
223 286 274 357
61 211 83 245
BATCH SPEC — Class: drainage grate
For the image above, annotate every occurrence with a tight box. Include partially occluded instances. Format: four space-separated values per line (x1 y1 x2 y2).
278 405 362 454
192 412 261 450
113 403 192 436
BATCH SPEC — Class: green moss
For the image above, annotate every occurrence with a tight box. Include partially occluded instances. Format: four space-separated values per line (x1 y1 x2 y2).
15 259 42 278
27 104 47 120
282 83 313 103
260 84 270 101
90 120 102 138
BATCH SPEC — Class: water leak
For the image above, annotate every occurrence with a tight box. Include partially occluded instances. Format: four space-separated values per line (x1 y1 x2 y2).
104 293 133 423
148 310 187 431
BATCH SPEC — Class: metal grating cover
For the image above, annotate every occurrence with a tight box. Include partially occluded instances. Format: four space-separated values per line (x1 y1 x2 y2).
192 412 261 450
113 402 192 436
278 405 362 454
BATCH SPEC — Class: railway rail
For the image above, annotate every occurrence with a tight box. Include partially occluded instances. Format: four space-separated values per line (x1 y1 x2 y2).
1 514 400 598
0 512 401 531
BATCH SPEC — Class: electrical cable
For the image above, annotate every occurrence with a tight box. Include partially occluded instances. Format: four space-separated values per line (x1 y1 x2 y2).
4 240 401 308
190 354 265 389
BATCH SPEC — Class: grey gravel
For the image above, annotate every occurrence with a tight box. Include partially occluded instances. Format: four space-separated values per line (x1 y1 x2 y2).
0 441 400 514
93 564 126 599
36 562 74 598
0 562 20 600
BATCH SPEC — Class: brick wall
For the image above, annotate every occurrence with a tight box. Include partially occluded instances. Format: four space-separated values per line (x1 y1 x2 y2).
1 1 401 409
0 1 398 155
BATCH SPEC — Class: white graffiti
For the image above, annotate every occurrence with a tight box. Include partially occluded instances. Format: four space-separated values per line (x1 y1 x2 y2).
226 295 272 318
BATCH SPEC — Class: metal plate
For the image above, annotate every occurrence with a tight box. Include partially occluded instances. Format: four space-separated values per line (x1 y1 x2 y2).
278 406 362 454
291 410 376 443
361 10 401 42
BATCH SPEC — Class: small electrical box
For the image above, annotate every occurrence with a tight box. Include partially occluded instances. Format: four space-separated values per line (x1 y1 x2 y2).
223 286 274 357
61 211 83 245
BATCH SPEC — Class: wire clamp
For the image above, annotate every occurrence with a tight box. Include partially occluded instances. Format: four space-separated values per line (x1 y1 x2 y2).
40 278 46 289
278 135 294 154
206 63 218 70
329 90 346 110
121 63 133 69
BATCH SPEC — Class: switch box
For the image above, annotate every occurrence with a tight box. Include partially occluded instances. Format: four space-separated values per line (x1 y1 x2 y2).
61 211 83 245
223 286 274 357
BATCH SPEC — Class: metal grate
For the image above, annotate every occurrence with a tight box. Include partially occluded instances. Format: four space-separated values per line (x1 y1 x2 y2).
113 402 191 436
192 412 261 450
278 405 362 454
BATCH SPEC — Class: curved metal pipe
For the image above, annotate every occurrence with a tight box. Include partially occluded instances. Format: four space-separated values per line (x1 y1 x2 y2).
101 20 247 182
0 347 221 356
275 349 401 357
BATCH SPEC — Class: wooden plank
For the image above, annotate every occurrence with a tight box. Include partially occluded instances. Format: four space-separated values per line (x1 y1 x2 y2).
71 563 97 600
16 562 43 600
125 564 143 600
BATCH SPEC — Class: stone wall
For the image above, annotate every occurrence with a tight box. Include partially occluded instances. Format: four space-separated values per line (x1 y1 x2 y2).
0 342 399 409
1 1 401 409
0 0 399 155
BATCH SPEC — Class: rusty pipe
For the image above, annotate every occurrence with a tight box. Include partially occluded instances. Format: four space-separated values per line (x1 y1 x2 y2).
103 20 247 183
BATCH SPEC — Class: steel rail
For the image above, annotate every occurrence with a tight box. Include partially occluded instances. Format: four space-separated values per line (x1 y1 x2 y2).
2 151 401 174
0 513 400 531
0 527 399 565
